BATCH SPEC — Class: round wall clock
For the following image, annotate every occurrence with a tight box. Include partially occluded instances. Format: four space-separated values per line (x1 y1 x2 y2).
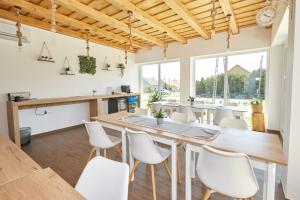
256 5 277 27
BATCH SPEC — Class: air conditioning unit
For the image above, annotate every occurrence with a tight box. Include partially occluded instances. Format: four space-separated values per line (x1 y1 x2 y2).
0 21 31 44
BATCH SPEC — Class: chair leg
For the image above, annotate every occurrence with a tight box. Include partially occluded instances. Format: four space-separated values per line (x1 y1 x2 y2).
202 188 212 200
150 165 157 200
103 149 107 157
163 160 172 180
87 147 96 163
129 160 139 183
177 154 182 183
115 145 122 157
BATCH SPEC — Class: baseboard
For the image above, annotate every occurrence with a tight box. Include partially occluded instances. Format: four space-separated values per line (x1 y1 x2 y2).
32 124 84 138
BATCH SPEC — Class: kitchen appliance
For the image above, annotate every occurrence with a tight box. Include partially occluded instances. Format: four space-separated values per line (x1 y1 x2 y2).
8 92 31 101
121 85 130 93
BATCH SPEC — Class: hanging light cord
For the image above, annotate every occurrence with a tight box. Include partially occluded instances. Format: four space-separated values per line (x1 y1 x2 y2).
163 32 167 60
50 0 57 32
86 30 90 57
15 6 22 47
211 0 217 36
128 11 133 50
227 14 231 49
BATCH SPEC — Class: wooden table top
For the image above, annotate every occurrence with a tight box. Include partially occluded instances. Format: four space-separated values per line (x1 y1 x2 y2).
92 112 286 166
0 168 85 200
0 134 41 185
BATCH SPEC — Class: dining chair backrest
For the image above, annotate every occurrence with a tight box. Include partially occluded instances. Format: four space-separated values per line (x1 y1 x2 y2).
134 108 148 115
220 118 248 130
224 102 238 106
170 111 188 123
213 108 234 125
76 156 129 200
125 128 165 164
178 105 197 122
197 145 259 198
83 120 113 148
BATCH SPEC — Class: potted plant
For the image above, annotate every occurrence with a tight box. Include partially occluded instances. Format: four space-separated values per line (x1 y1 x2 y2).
117 63 125 78
250 99 263 113
188 96 195 105
65 67 71 74
146 87 167 111
153 108 165 125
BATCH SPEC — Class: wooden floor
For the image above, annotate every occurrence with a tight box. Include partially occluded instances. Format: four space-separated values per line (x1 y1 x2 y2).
22 126 285 200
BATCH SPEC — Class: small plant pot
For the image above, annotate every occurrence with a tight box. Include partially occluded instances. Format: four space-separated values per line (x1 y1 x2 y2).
156 118 164 125
251 104 263 113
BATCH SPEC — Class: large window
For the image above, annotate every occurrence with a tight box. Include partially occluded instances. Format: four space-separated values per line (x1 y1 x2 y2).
141 61 180 107
195 51 267 105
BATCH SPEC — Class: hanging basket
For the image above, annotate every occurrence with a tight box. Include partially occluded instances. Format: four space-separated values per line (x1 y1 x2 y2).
78 56 97 75
102 56 112 71
37 42 55 62
60 56 75 75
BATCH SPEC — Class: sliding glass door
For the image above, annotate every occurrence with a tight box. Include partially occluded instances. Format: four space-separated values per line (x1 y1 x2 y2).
141 61 180 107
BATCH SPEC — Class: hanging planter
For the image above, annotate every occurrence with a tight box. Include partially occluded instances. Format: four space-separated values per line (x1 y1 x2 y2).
60 56 75 75
78 30 97 75
102 56 112 71
117 62 125 78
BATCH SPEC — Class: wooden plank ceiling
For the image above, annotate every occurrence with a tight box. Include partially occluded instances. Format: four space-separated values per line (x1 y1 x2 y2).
0 0 266 53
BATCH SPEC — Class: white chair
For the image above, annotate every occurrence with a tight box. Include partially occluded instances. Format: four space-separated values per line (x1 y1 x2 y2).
76 156 129 200
126 128 172 200
170 111 188 123
178 105 197 123
134 107 148 115
197 145 259 200
220 118 249 130
213 108 234 125
83 120 122 161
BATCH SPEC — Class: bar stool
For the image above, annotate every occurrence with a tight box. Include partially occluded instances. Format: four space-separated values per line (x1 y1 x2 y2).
196 145 259 200
83 120 122 162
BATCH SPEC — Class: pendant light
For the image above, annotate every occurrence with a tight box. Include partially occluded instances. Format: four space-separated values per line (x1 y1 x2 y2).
14 6 23 47
163 32 168 61
210 0 217 38
226 14 232 49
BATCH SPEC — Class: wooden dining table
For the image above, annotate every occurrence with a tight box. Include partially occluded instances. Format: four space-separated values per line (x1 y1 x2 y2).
0 133 84 200
92 111 286 200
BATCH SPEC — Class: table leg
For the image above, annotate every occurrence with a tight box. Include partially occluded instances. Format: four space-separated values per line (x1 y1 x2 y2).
121 129 127 163
191 151 196 178
171 142 177 200
185 144 192 200
129 144 134 181
207 109 211 124
263 162 276 200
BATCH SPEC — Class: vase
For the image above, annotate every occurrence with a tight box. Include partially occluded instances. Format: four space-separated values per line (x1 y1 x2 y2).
156 118 164 125
251 104 263 113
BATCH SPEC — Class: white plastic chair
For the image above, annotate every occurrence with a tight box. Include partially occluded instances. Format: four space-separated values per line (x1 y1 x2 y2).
220 118 249 130
196 145 259 200
125 128 172 200
170 111 188 123
134 107 148 115
76 156 129 200
213 108 234 125
83 120 121 161
178 105 197 123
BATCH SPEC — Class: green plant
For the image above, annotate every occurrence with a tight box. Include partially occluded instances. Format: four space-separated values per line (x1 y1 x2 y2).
250 98 263 105
117 63 125 78
153 108 165 118
147 88 166 108
78 56 97 75
188 96 195 102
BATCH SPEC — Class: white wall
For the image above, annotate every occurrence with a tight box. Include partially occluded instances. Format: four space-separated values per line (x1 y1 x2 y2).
0 19 138 135
281 0 300 199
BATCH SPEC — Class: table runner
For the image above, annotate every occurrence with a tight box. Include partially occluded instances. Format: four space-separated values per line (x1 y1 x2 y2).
120 115 220 140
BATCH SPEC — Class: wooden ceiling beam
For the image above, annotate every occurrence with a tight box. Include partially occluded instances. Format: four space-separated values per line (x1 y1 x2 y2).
1 0 148 50
104 0 187 44
219 0 239 34
55 0 164 47
162 0 210 39
0 9 134 52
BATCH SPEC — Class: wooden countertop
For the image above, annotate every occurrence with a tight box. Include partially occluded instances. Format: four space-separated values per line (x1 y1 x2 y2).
8 93 140 108
0 134 41 185
92 112 287 166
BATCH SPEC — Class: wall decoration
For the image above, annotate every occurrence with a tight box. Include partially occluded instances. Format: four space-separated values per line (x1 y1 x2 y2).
102 56 112 71
78 30 97 75
60 57 75 75
117 55 125 78
37 41 55 62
